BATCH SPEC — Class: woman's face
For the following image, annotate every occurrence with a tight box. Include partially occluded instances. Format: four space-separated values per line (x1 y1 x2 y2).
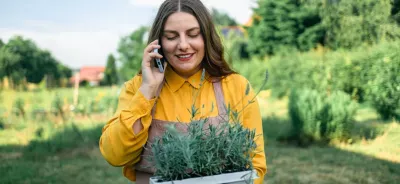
161 12 205 78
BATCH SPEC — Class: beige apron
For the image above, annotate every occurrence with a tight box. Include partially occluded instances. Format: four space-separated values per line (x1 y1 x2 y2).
134 80 228 184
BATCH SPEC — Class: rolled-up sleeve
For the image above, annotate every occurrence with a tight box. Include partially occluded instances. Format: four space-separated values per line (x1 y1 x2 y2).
99 76 156 167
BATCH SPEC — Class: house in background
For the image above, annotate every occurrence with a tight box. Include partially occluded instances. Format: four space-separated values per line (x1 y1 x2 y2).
69 66 105 87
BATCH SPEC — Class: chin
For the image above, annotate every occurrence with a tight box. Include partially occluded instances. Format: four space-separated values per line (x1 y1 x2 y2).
171 63 201 76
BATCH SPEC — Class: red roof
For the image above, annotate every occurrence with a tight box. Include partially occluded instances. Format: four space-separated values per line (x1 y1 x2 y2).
70 66 105 83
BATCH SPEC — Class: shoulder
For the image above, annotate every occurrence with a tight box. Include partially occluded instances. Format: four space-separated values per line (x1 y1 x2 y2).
221 73 250 86
219 73 252 95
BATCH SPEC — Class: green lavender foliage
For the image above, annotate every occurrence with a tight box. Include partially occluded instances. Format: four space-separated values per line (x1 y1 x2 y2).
150 120 258 182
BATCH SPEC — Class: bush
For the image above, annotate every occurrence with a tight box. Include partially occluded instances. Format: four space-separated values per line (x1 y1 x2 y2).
363 42 400 120
263 40 399 121
329 51 368 102
266 50 329 98
321 91 358 140
288 89 357 143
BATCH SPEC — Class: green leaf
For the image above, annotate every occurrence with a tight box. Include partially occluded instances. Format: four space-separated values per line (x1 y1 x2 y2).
245 82 250 96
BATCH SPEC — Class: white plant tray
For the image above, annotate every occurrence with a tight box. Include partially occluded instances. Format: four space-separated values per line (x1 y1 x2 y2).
150 170 258 184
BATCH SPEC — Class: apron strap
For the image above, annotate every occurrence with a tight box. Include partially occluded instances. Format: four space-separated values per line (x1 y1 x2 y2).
212 81 227 116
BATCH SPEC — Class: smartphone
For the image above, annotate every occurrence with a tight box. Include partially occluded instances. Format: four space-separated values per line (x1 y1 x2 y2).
153 48 165 73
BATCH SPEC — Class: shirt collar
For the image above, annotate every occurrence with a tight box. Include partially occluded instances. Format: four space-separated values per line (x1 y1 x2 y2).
164 66 208 92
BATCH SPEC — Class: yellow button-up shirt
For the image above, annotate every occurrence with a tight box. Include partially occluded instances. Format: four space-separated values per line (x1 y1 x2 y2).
100 66 267 183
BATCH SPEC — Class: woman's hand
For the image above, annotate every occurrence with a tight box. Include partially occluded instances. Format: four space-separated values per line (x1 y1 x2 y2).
139 40 167 99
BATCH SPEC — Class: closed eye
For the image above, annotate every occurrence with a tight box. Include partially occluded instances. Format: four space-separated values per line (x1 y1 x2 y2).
166 36 178 40
188 34 200 38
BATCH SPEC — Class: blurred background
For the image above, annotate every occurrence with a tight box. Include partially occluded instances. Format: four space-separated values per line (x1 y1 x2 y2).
0 0 399 183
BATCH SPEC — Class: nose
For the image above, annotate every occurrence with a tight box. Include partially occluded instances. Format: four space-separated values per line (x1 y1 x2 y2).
178 36 189 51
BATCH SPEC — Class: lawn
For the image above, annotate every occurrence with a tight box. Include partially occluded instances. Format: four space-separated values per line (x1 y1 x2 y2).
0 89 399 184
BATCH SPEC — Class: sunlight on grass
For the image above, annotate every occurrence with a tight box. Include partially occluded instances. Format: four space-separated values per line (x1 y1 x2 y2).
335 121 400 163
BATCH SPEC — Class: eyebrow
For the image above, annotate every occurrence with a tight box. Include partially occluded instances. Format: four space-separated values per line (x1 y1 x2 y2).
163 27 200 34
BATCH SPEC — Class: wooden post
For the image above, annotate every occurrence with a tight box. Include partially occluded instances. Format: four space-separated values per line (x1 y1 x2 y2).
73 71 80 106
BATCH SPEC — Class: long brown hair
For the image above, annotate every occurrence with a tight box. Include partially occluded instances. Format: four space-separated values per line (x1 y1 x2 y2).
145 0 236 79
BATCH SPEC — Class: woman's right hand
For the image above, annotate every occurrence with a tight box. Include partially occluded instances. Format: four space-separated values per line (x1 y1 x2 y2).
139 40 167 100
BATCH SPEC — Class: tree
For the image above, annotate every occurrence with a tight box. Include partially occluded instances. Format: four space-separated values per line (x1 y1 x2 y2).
5 36 46 84
391 0 400 24
117 26 149 81
321 0 400 49
247 0 324 56
2 36 71 88
211 8 237 26
102 54 118 86
44 59 72 88
0 39 4 48
0 46 22 87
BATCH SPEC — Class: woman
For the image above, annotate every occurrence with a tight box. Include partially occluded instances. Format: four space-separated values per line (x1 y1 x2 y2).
99 0 267 183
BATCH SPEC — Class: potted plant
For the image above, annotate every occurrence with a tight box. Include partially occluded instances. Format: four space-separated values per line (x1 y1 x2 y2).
144 69 269 184
148 119 259 184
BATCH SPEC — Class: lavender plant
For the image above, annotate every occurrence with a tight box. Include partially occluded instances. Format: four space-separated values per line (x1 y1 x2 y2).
13 97 26 118
148 69 268 182
51 93 66 121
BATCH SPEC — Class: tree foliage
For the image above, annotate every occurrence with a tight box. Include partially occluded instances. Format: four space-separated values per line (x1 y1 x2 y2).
322 0 400 49
247 0 324 56
0 46 21 83
0 36 71 88
102 54 118 86
247 0 400 56
0 39 4 48
117 26 148 81
391 0 400 24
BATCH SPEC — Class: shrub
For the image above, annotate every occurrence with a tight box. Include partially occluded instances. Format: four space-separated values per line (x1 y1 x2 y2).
266 51 329 98
329 51 368 102
321 91 358 140
288 89 357 143
363 42 400 120
288 88 325 141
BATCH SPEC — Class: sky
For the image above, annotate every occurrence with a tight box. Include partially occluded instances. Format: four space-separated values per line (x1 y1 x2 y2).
0 0 257 69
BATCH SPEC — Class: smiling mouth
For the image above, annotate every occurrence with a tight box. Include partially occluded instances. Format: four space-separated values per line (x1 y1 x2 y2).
177 53 194 58
176 53 194 61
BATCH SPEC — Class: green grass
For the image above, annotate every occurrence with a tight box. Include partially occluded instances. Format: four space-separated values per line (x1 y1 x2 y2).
0 89 399 184
0 119 125 184
261 98 400 184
